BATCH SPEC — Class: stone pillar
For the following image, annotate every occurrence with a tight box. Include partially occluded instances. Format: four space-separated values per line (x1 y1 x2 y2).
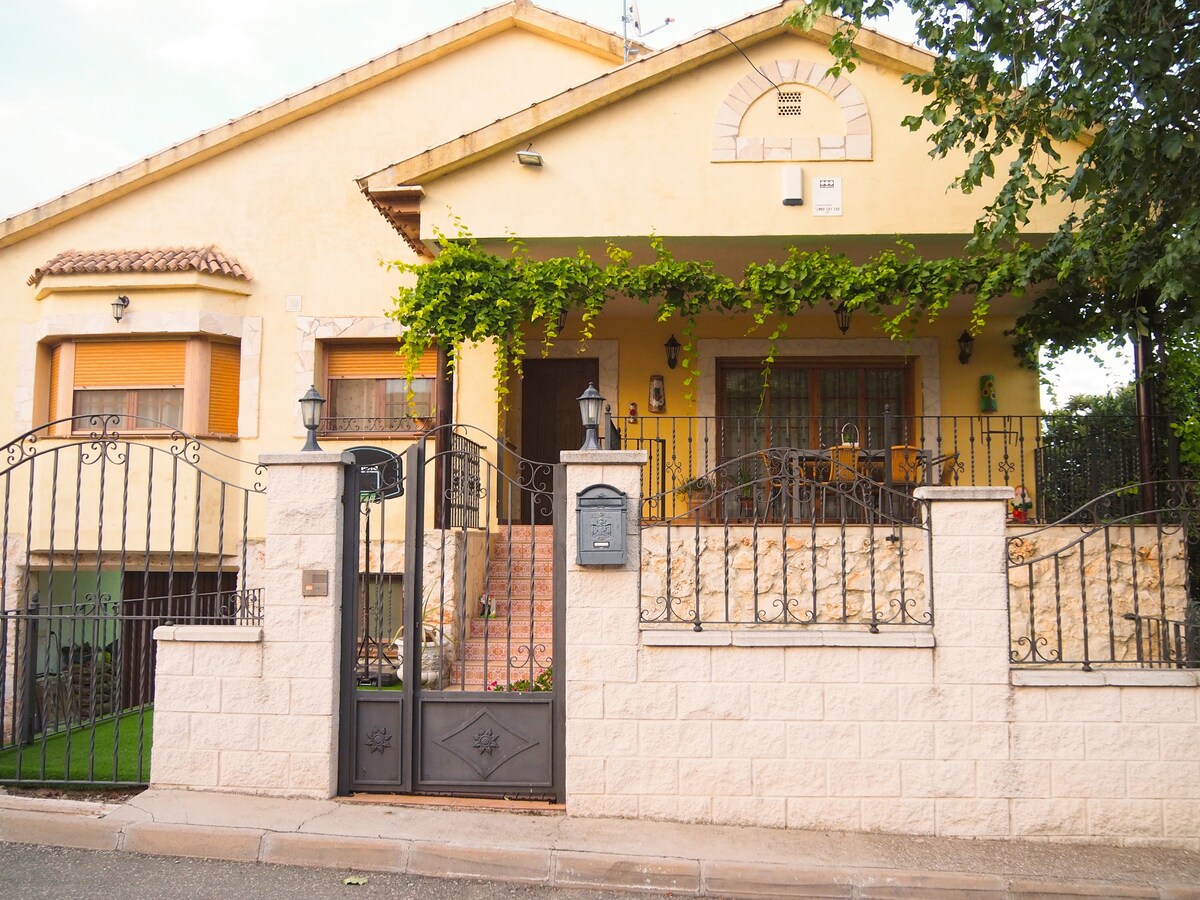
914 485 1015 837
915 486 1013 686
151 451 351 798
560 450 647 816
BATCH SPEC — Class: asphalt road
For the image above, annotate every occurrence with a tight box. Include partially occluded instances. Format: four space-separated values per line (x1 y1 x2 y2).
0 843 650 900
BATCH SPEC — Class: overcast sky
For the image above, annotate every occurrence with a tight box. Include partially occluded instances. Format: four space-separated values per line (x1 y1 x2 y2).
0 0 1129 401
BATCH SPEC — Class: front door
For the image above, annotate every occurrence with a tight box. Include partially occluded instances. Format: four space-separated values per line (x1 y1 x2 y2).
521 359 599 524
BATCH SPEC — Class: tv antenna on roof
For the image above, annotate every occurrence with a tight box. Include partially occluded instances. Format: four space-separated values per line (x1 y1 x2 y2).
623 1 674 63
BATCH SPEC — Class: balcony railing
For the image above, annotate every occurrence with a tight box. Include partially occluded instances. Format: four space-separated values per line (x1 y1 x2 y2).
617 412 1171 524
320 416 433 435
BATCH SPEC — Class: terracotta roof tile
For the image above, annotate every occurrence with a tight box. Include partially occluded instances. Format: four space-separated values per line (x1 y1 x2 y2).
27 247 250 286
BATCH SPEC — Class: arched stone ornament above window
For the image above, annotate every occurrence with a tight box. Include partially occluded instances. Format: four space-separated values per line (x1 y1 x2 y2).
712 60 872 162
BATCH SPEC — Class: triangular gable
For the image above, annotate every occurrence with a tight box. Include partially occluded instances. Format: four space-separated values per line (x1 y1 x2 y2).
359 1 934 194
0 0 632 251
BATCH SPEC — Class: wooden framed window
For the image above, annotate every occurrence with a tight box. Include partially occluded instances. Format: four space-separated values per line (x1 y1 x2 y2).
322 343 440 435
717 358 912 457
47 338 239 437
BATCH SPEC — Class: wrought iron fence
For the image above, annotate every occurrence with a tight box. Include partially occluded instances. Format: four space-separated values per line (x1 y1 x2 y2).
0 415 266 784
639 449 932 630
320 416 433 435
625 412 1170 524
1125 614 1200 668
1 588 262 785
1008 481 1199 669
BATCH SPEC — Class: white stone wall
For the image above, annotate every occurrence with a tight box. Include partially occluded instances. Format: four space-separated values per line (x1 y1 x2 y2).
565 467 1200 848
150 452 347 798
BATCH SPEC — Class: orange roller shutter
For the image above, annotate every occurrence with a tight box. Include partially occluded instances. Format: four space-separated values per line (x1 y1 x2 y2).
74 341 186 387
325 343 438 378
208 342 241 435
48 345 61 420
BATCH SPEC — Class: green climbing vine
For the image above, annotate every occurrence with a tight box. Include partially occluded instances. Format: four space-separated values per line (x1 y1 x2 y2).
385 224 1034 403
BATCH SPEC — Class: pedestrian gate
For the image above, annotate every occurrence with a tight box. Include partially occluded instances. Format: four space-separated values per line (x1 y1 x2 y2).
339 428 564 799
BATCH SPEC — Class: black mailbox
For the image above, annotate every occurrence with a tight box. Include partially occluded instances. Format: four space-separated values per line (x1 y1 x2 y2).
576 484 627 566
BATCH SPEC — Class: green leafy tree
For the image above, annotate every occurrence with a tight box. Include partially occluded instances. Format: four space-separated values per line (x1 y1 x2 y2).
1037 385 1140 519
790 0 1199 425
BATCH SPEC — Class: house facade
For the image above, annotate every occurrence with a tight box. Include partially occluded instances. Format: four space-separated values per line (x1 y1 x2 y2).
0 1 1196 848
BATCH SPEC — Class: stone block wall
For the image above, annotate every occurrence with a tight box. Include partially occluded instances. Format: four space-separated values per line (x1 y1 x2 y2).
1008 524 1189 664
150 452 347 798
565 463 1200 848
640 525 928 626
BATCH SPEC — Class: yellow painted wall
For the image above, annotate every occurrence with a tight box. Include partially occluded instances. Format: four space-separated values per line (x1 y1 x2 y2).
418 31 1079 241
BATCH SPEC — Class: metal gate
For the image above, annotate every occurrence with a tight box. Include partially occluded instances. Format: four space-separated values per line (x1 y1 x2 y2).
0 415 265 786
339 427 564 799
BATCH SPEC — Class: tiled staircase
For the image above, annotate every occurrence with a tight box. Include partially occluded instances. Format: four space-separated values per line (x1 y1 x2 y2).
454 525 555 689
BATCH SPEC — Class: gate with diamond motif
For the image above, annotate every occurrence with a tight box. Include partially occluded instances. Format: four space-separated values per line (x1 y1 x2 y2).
338 427 564 799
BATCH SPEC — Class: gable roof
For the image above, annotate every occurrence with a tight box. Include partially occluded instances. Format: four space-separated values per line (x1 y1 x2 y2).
28 247 249 286
359 1 934 196
0 0 632 252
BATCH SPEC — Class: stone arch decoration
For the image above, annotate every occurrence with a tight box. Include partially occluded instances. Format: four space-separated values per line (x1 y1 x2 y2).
712 59 872 162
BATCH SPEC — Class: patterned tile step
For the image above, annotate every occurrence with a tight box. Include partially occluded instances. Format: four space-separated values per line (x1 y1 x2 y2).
472 598 555 618
452 664 554 689
462 640 552 662
466 618 554 640
483 558 555 579
485 577 554 598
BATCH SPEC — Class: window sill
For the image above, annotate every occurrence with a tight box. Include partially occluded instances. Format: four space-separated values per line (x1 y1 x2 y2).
153 625 263 643
1011 668 1200 687
318 432 431 440
640 627 934 648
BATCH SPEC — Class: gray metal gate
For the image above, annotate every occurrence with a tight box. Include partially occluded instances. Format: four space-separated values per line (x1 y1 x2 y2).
339 427 564 799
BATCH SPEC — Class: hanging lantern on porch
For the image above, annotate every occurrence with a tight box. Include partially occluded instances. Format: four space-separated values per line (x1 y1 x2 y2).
664 335 681 369
958 329 975 365
834 301 852 334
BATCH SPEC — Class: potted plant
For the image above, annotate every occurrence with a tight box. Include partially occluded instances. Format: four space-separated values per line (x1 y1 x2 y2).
677 476 714 515
730 462 757 520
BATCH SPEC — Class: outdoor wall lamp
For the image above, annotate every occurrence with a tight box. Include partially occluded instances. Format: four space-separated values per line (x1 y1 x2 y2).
577 382 604 451
516 144 544 167
834 301 852 334
664 334 681 369
112 295 130 322
299 384 326 451
958 329 975 365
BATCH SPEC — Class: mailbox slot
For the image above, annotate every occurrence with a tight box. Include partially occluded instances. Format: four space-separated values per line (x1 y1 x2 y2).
576 483 627 566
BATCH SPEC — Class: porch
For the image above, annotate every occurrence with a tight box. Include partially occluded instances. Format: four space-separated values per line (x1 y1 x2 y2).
616 409 1164 525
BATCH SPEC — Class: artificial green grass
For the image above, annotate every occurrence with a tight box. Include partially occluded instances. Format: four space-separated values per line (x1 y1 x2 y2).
0 707 152 785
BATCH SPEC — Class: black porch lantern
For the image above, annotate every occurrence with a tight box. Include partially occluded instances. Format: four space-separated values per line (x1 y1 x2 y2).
299 384 326 451
957 329 975 365
112 295 130 322
664 334 681 370
577 382 604 451
834 301 852 334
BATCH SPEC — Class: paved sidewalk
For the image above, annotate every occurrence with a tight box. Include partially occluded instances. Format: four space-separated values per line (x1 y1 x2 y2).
1 789 1198 898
